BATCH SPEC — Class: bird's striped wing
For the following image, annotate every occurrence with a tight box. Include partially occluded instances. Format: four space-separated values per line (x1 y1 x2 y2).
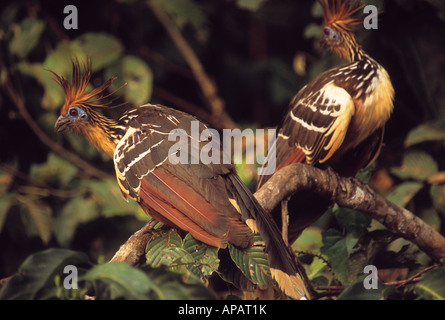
113 105 252 248
258 82 355 187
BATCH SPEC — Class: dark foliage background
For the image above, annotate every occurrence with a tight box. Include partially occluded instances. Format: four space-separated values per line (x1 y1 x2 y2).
1 0 445 300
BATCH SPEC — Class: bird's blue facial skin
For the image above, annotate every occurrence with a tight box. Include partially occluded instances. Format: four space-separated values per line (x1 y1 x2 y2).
67 106 88 122
323 27 340 43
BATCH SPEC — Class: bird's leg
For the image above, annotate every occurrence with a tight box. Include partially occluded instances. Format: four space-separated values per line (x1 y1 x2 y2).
281 199 290 246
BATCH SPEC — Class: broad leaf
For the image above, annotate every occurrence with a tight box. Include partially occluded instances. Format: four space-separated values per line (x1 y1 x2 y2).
385 182 423 208
140 266 216 300
0 249 91 300
82 262 157 300
413 267 445 300
430 184 445 219
320 229 349 283
150 0 208 42
228 234 273 286
54 196 99 247
29 153 78 187
391 151 438 181
85 179 139 217
405 118 445 147
20 198 53 245
105 55 153 106
9 18 45 58
338 276 387 300
70 33 123 70
182 233 219 279
333 206 372 238
145 230 183 267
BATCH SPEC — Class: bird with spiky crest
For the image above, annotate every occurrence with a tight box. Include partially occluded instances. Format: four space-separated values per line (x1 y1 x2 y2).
52 57 309 300
257 0 395 244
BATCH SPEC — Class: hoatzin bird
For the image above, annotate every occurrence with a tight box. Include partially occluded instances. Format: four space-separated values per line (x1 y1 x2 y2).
257 0 395 245
51 57 309 299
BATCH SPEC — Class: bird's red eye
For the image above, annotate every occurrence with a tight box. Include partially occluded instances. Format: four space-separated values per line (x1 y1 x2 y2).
324 28 330 36
69 108 78 117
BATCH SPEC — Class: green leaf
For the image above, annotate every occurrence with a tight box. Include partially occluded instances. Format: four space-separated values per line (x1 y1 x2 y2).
391 151 438 181
430 184 445 218
0 193 15 233
182 233 219 279
151 0 208 41
413 267 445 300
338 276 387 300
228 234 273 286
145 230 183 268
355 163 376 183
105 55 153 106
0 249 91 300
82 262 157 300
70 33 123 70
9 18 45 58
333 206 372 238
385 182 424 208
405 118 445 147
85 179 139 216
17 60 66 110
236 0 267 11
141 266 216 300
54 196 99 247
20 198 53 245
320 229 349 283
418 207 441 231
20 34 121 110
292 227 323 252
29 153 78 187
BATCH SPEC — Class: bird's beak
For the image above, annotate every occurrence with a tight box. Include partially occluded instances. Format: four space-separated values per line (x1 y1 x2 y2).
319 38 327 49
54 115 72 132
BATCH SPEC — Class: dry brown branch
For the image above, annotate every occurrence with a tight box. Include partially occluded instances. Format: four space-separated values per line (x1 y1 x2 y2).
147 1 238 130
110 162 445 269
110 220 158 265
255 163 445 261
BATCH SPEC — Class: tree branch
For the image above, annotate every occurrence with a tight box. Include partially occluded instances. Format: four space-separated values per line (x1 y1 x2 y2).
147 1 238 130
2 73 114 181
254 163 445 261
110 220 158 265
111 163 445 268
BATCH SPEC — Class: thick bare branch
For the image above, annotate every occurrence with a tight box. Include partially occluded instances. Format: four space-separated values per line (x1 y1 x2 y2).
110 220 158 265
254 163 445 261
111 161 445 268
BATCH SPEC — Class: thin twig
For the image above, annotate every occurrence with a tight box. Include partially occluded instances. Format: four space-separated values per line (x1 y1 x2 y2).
147 1 238 129
1 73 114 181
394 264 441 288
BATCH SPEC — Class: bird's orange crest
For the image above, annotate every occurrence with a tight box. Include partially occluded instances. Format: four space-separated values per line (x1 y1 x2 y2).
318 0 364 31
50 57 119 115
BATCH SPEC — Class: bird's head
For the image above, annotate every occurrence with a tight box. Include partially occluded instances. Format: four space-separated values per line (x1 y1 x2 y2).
51 57 125 158
52 57 117 135
318 0 364 61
